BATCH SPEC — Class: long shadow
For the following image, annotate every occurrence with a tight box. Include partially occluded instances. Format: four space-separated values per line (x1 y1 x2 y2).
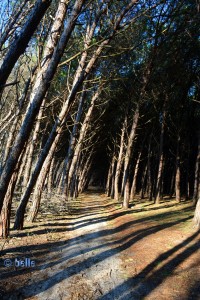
9 204 193 238
99 232 200 299
0 215 193 298
186 279 200 300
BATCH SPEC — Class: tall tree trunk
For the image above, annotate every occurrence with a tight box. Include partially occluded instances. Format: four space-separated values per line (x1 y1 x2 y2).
66 88 102 197
155 99 167 204
22 98 46 189
114 116 127 201
123 177 130 209
147 137 153 201
61 88 86 193
130 150 142 200
194 197 200 229
169 169 175 199
193 131 200 205
106 154 115 197
78 152 93 193
47 157 55 194
140 164 148 199
27 149 55 223
175 135 181 202
122 105 140 208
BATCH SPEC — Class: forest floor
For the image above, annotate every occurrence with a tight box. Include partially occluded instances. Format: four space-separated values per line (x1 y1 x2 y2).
0 190 200 300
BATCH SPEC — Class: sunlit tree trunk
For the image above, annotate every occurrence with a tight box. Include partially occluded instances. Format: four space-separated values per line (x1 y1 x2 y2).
194 197 200 229
130 150 142 200
122 105 139 208
22 98 46 189
106 154 115 197
47 157 55 194
175 135 181 202
114 116 127 201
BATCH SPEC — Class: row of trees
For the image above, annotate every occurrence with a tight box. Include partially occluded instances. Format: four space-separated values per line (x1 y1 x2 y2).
0 0 199 238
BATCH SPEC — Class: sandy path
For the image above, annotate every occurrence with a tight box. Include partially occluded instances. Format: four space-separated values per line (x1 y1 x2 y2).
18 193 128 300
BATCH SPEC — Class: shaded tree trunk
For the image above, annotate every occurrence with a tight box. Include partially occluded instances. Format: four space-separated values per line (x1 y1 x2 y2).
193 131 200 205
155 99 167 204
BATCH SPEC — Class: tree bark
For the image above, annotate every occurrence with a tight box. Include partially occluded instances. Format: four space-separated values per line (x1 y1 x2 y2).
0 0 52 93
194 197 200 229
22 98 46 189
27 151 54 223
130 150 142 200
122 105 140 207
114 116 127 201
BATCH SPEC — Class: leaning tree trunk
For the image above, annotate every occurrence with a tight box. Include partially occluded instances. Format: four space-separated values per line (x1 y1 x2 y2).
14 127 60 229
78 151 93 193
0 0 84 213
47 157 55 194
66 88 102 198
1 150 24 238
106 153 116 197
22 97 46 189
27 151 53 223
60 87 86 193
130 150 142 200
0 0 52 95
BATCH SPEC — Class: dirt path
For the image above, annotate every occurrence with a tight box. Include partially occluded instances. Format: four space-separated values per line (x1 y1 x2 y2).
0 192 200 299
23 193 127 300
